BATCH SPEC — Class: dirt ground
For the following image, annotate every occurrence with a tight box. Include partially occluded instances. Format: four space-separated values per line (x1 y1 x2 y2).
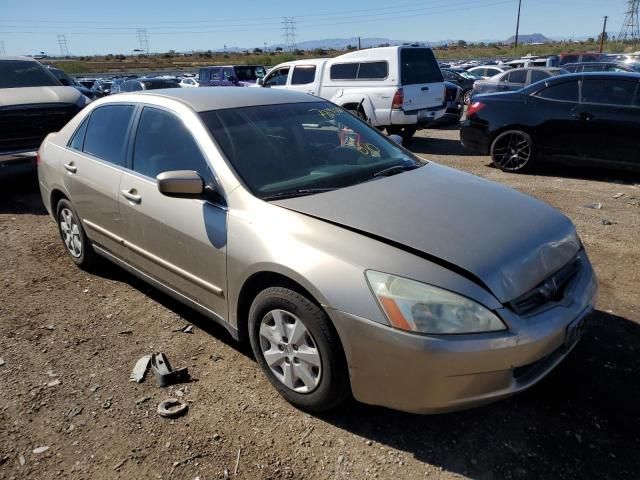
1 128 639 480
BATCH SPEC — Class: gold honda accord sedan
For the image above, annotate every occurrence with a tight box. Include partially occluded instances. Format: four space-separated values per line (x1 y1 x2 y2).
38 87 597 413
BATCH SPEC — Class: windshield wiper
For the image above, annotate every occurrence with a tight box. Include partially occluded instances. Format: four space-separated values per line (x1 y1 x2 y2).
372 164 418 178
262 188 336 201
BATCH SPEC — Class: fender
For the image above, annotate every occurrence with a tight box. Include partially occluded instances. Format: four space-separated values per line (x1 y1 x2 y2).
331 92 379 126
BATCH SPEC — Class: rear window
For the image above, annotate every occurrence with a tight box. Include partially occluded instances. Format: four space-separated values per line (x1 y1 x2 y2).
142 80 179 90
535 81 579 102
330 63 359 80
0 60 61 88
400 48 443 85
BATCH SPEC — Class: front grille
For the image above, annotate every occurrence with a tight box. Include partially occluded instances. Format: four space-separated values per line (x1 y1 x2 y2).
0 103 79 152
509 256 581 316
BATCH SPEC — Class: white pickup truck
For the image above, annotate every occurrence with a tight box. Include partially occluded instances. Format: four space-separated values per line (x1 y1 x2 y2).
257 45 446 140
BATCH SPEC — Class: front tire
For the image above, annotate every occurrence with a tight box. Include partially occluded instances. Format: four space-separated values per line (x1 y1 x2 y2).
248 287 350 412
56 199 98 270
490 130 535 173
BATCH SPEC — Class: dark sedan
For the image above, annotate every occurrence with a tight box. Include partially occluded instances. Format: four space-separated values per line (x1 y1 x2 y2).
460 72 640 172
442 68 481 104
471 67 568 99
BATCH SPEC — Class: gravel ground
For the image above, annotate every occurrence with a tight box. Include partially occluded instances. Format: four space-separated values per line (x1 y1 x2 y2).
1 127 639 480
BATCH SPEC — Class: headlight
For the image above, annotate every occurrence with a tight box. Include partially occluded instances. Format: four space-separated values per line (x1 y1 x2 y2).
365 271 506 334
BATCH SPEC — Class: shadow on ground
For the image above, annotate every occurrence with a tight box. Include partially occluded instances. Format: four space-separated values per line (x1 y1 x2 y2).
0 170 47 215
318 310 640 479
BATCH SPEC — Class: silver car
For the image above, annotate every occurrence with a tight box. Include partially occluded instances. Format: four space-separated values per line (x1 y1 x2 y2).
38 88 597 414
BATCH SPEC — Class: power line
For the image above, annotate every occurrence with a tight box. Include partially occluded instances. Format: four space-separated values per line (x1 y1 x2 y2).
57 34 69 56
619 0 639 41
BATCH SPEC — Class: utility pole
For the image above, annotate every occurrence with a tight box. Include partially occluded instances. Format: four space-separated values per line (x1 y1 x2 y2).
57 35 69 57
358 36 361 50
281 17 296 52
599 16 608 53
619 0 640 42
514 0 522 50
136 29 150 55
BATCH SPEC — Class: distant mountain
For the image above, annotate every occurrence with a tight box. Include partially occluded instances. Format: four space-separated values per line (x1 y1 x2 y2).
503 33 552 44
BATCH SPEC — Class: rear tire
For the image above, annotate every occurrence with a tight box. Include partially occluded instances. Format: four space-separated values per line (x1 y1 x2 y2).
56 199 98 270
490 130 536 173
248 287 350 412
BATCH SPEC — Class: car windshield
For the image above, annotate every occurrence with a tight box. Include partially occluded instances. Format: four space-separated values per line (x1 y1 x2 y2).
234 66 266 81
200 101 426 199
0 60 61 88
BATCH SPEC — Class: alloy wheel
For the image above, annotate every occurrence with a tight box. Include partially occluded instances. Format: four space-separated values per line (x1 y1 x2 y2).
492 132 532 171
258 309 322 393
59 207 83 258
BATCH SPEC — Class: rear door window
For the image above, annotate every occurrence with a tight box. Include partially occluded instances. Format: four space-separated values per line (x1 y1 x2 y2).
400 48 443 84
69 118 89 151
535 80 579 102
132 107 211 180
530 70 550 84
581 79 638 106
291 66 316 85
508 70 527 84
83 105 135 167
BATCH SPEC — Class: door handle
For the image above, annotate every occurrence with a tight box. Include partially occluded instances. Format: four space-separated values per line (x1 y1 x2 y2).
421 86 429 91
63 162 77 173
121 189 142 204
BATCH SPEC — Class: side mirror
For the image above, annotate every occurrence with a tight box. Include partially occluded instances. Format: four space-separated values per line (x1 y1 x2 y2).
256 78 264 86
388 134 403 145
157 170 204 197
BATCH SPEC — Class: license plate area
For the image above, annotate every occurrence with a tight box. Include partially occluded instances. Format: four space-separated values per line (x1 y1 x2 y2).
418 110 435 120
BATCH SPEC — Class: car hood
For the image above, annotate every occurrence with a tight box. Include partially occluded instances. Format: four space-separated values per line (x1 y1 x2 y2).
0 86 82 107
274 163 580 303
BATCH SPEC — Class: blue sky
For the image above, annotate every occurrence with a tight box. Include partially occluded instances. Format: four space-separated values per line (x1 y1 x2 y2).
0 0 625 56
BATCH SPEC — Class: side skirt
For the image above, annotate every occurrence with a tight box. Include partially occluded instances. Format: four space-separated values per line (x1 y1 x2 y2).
92 244 239 341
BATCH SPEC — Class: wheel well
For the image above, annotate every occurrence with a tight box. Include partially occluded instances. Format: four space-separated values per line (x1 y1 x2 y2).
50 189 68 215
341 102 360 112
236 272 323 344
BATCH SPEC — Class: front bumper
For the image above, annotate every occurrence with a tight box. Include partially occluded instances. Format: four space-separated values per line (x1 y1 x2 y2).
328 253 597 414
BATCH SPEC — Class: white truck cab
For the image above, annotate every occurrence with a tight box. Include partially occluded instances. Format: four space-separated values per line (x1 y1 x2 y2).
258 46 446 140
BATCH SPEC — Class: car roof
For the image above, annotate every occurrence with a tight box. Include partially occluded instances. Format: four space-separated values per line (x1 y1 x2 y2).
0 55 39 62
127 86 321 112
523 71 640 93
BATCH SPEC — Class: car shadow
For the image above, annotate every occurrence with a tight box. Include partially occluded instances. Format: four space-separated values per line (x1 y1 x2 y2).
484 160 640 185
316 310 640 479
408 135 479 157
0 170 48 215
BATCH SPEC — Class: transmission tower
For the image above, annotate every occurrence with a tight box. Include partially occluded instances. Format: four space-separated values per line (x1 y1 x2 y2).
136 29 150 54
281 17 297 51
0 41 6 56
619 0 640 41
57 35 69 56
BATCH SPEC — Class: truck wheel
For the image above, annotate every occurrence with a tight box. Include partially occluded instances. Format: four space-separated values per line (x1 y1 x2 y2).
387 126 417 142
